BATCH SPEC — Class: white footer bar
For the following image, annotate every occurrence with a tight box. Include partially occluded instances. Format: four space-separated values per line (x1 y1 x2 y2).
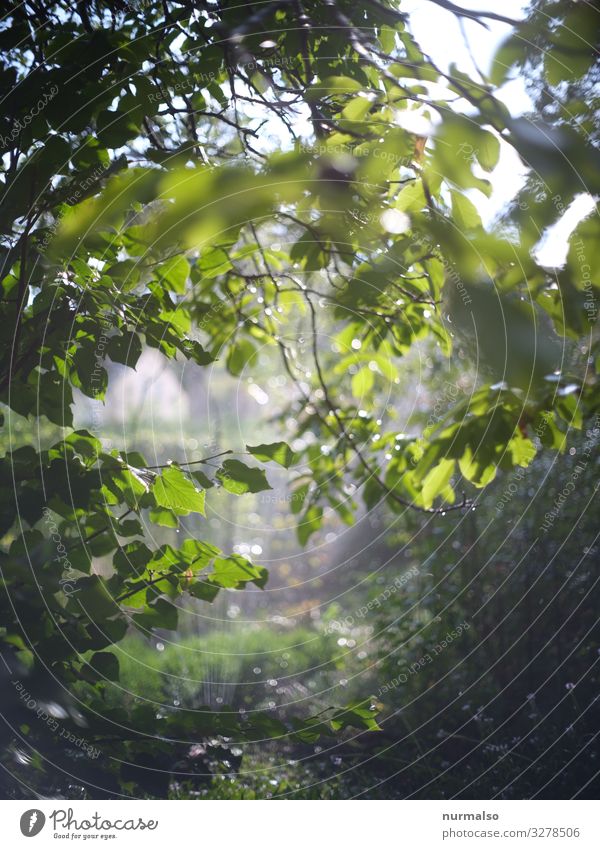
1 799 598 848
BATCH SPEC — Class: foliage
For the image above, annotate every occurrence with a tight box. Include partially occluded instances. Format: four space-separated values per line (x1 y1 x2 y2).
334 419 600 798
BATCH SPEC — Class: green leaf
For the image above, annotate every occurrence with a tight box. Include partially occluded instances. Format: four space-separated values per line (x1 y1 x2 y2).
89 651 120 681
114 542 153 576
290 482 310 514
421 458 455 508
97 107 140 147
188 580 220 602
190 469 214 489
351 366 374 398
107 331 142 368
133 597 178 631
458 445 497 488
156 254 189 294
217 459 271 494
508 433 536 467
379 23 397 54
396 181 427 212
341 95 372 123
226 339 256 376
451 190 482 231
152 466 206 515
313 76 364 96
149 506 179 528
329 700 381 732
297 505 323 545
211 555 268 589
183 339 215 366
63 430 102 465
69 575 120 620
490 34 526 86
475 129 500 172
433 114 494 197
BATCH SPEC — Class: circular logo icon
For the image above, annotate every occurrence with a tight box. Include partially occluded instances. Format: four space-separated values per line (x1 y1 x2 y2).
20 810 46 837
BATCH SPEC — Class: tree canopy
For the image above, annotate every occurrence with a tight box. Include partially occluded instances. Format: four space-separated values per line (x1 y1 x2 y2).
0 0 598 797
